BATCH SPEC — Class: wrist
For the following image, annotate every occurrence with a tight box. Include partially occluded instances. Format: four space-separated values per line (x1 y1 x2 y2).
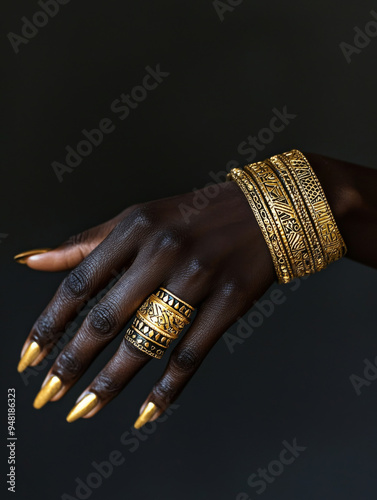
305 152 377 267
304 153 359 226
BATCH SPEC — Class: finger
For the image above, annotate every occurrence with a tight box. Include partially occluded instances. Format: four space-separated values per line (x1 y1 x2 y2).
17 212 144 372
32 251 168 408
64 278 208 422
133 290 238 427
65 340 151 422
14 220 117 272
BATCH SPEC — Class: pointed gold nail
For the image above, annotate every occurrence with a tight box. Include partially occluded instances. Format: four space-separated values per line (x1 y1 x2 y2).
14 248 52 264
134 402 158 429
17 341 41 373
33 376 62 409
66 393 98 423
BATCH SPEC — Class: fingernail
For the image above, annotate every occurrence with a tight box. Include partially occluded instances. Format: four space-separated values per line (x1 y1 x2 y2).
17 341 41 373
134 402 157 429
33 376 62 409
66 393 98 423
14 248 52 264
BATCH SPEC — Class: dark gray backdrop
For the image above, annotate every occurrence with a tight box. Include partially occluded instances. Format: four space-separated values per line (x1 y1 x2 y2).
2 1 377 499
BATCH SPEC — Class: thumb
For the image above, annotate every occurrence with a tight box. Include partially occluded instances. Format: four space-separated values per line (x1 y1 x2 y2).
14 220 116 272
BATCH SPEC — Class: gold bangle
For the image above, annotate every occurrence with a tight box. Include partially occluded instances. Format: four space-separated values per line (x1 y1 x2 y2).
266 155 326 273
244 161 314 278
227 149 347 283
278 150 347 264
228 168 294 283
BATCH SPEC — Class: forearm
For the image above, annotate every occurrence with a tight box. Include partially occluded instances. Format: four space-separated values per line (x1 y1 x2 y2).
305 153 377 269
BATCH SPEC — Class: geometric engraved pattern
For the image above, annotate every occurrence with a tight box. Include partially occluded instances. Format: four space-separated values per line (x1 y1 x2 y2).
124 326 165 359
228 168 294 283
227 149 347 284
124 288 195 359
245 161 314 279
268 154 326 273
137 297 187 338
281 150 347 264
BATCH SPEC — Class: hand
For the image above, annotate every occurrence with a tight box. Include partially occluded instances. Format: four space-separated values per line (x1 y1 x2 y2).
16 181 275 424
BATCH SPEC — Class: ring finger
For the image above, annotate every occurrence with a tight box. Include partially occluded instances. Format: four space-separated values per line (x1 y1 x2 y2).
64 273 210 422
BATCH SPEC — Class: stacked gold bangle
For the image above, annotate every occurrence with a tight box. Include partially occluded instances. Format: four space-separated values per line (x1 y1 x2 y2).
228 149 347 284
125 288 195 359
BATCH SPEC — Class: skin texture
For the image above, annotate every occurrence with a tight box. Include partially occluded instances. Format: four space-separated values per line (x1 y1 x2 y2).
19 153 377 421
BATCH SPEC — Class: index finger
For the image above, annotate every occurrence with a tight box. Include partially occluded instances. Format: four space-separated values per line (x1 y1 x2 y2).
17 217 139 372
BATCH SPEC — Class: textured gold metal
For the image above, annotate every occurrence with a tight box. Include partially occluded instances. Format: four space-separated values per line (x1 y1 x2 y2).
245 161 314 278
125 326 165 359
279 150 347 264
137 295 189 339
159 288 195 315
228 168 293 283
268 154 326 273
125 288 195 358
228 149 346 283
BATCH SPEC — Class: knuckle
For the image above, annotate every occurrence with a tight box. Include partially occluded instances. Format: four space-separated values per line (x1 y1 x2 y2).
33 313 58 345
153 375 176 403
55 350 82 379
186 256 209 280
62 267 91 298
170 346 200 373
87 301 119 337
216 277 251 311
221 277 247 298
94 373 123 395
153 226 185 254
129 203 155 230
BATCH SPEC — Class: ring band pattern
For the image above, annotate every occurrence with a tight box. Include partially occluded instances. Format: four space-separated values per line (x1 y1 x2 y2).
137 295 189 338
124 288 195 359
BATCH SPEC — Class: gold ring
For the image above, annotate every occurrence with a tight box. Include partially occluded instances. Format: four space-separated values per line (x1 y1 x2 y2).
124 288 195 359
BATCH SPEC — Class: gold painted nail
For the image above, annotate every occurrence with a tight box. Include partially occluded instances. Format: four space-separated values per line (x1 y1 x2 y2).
17 341 41 373
134 402 157 429
66 393 98 423
14 248 52 264
33 376 62 409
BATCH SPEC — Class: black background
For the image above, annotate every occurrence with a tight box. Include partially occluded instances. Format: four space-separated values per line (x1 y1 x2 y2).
2 1 377 499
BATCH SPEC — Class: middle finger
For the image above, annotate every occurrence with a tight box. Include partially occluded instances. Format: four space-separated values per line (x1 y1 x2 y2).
33 253 167 408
